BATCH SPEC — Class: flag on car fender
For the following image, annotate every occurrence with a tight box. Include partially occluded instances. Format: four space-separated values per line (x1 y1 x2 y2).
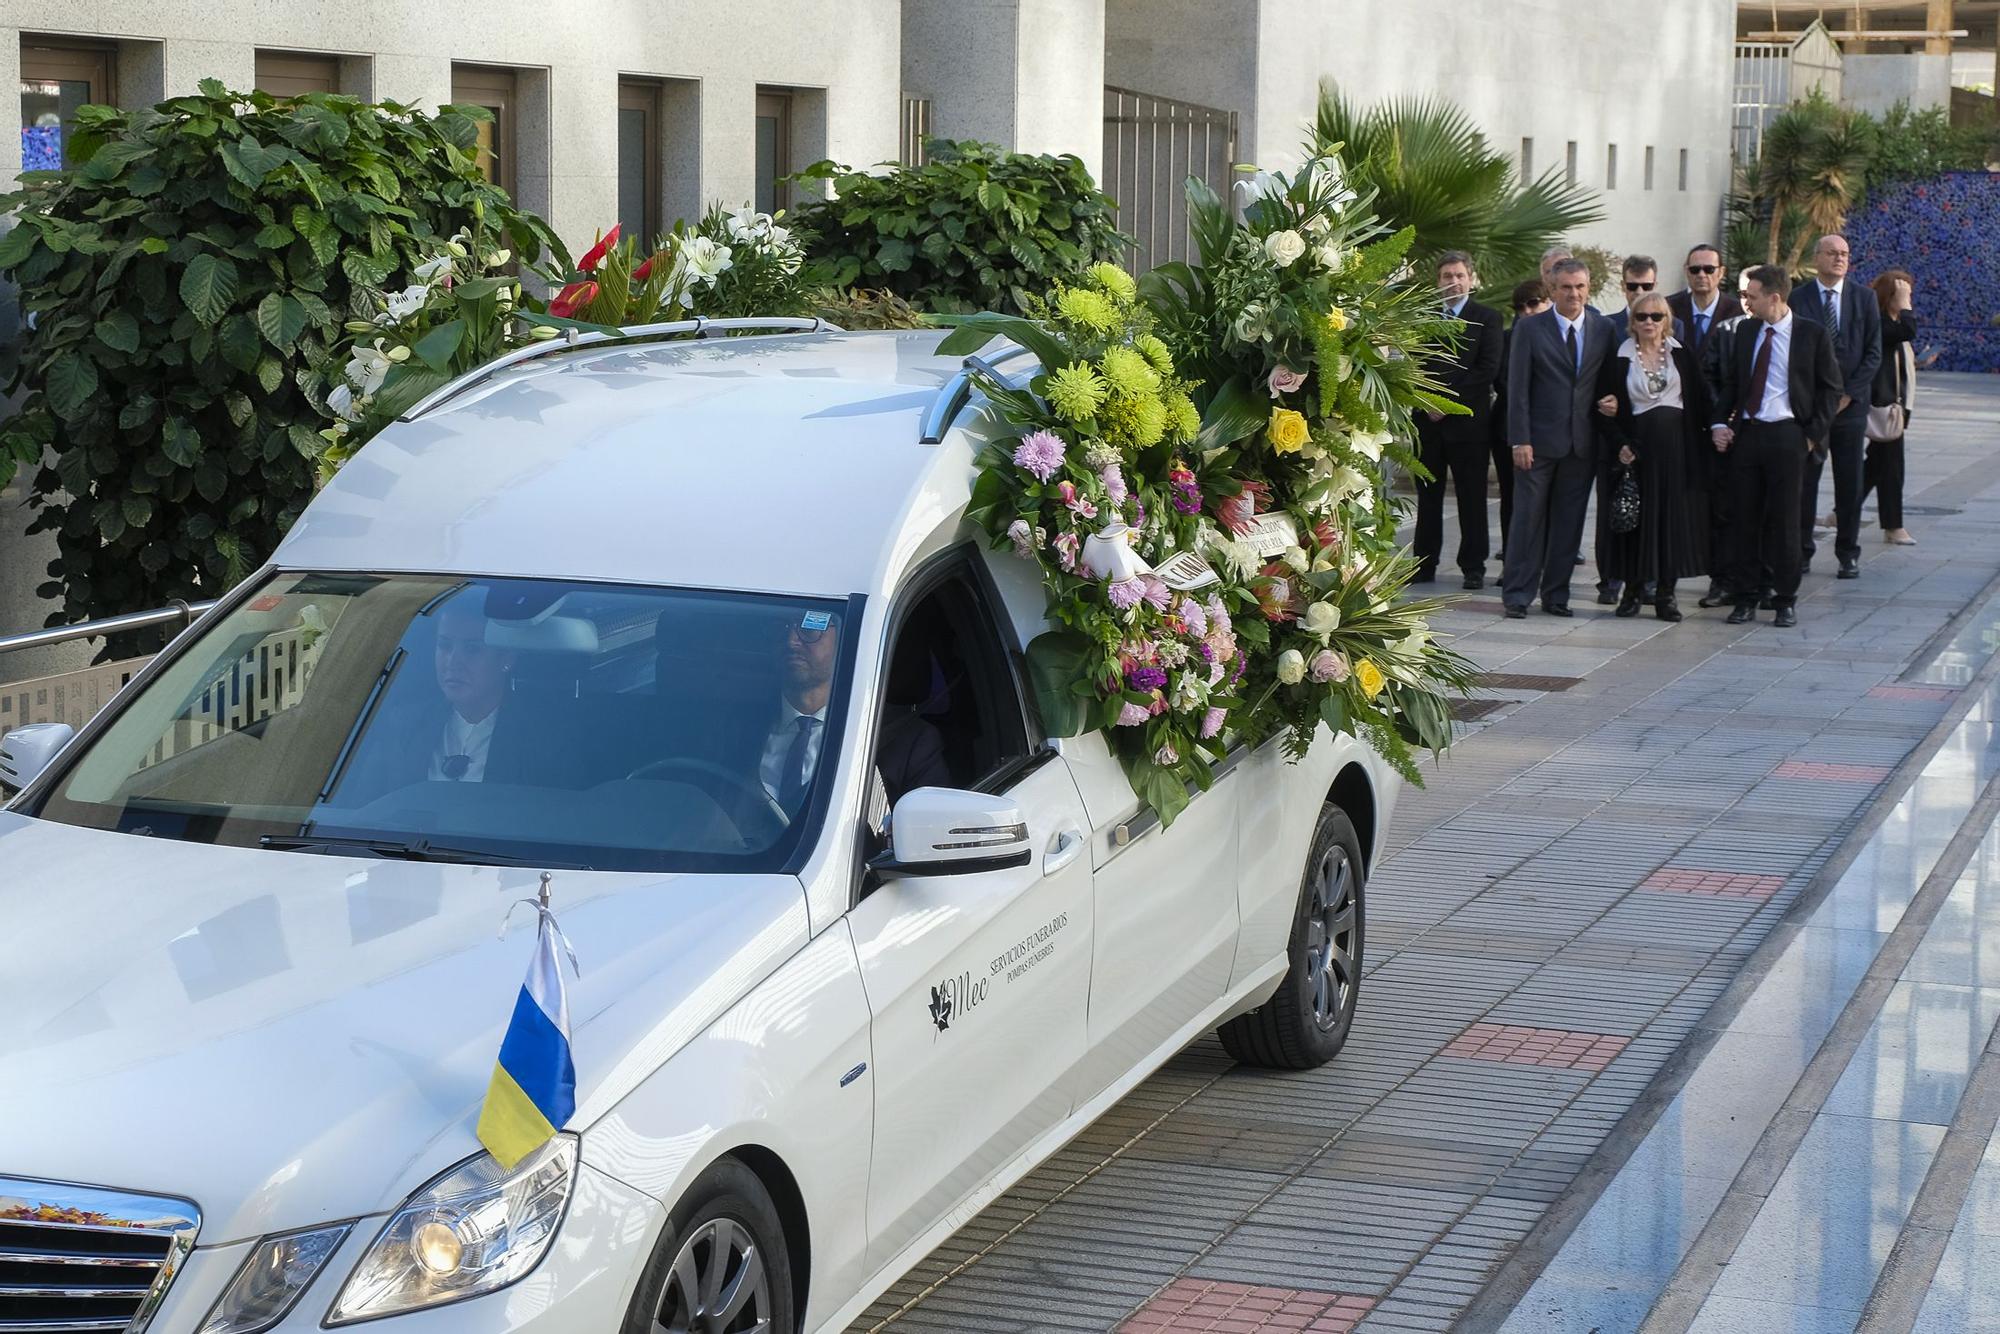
476 892 577 1169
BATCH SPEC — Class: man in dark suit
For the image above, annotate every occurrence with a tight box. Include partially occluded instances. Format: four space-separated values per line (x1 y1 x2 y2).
1672 246 1746 608
1414 251 1504 590
1606 254 1688 342
1710 265 1843 627
1502 258 1615 618
1790 233 1881 579
1667 244 1742 362
1489 280 1552 565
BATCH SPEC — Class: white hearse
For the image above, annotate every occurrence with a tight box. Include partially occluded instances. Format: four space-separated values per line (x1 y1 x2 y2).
0 323 1397 1334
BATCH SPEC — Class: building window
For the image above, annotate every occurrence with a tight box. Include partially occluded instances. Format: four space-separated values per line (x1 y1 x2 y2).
1644 145 1655 190
451 64 518 193
618 79 662 247
19 38 115 173
255 51 340 98
1565 140 1578 186
1678 147 1689 192
755 89 793 215
1605 144 1617 190
1519 137 1533 180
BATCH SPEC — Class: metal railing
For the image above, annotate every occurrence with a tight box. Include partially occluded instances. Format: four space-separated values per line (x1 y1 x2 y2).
1102 85 1237 273
0 600 217 656
920 343 1042 445
901 97 933 167
400 316 844 421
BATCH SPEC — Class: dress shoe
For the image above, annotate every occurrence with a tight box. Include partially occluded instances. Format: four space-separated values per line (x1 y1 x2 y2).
1837 558 1859 579
1543 603 1573 618
1413 568 1438 584
1615 594 1642 618
1699 589 1729 609
1463 572 1485 590
1655 599 1683 622
1726 604 1755 625
1774 606 1798 627
1596 586 1620 606
1503 605 1528 619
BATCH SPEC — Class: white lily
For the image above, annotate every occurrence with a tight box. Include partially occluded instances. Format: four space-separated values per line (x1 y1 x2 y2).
413 255 453 283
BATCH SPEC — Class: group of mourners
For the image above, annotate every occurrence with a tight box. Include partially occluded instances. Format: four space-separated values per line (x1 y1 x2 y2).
1412 238 1922 628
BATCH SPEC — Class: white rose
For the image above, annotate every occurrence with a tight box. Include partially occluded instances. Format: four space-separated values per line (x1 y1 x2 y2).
1315 241 1345 271
1303 601 1341 639
413 255 453 282
1276 649 1307 685
1265 230 1307 268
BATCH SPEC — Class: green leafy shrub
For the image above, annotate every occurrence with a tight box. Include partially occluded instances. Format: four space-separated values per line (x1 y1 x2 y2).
791 139 1128 314
0 80 564 628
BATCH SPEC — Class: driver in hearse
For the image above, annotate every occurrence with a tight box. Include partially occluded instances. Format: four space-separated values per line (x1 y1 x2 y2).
760 610 949 816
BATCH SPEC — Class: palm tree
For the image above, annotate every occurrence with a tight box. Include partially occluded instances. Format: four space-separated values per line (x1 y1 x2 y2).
1312 84 1603 289
1754 93 1876 269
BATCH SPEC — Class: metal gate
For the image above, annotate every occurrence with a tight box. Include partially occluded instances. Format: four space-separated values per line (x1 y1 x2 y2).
1102 86 1238 273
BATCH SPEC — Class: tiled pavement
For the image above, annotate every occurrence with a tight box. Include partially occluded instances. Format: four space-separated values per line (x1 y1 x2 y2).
847 374 2000 1334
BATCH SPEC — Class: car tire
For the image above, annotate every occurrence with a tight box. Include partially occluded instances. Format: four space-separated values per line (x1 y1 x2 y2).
1218 804 1365 1070
621 1158 797 1334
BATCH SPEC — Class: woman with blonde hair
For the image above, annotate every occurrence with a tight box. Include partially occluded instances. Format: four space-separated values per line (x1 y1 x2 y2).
1862 269 1919 545
1593 290 1711 620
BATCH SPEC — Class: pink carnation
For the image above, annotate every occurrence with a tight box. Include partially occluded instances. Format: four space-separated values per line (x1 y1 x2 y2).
1116 701 1151 726
1201 706 1227 739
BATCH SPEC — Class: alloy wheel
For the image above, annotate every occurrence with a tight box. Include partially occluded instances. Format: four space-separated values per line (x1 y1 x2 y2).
1304 844 1357 1030
653 1217 772 1334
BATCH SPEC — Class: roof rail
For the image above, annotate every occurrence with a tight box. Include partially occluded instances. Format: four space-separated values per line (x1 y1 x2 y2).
0 600 218 656
400 316 842 422
920 343 1042 445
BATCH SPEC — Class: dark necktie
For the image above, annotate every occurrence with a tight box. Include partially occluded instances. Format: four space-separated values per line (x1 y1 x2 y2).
1823 288 1839 338
1694 312 1709 349
1741 326 1775 419
779 716 820 808
1563 322 1578 377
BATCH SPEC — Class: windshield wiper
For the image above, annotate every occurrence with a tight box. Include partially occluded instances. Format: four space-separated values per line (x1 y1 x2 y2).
259 833 581 868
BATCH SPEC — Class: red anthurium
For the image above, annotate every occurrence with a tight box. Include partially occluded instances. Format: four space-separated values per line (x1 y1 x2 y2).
633 253 657 282
548 280 599 319
578 224 621 273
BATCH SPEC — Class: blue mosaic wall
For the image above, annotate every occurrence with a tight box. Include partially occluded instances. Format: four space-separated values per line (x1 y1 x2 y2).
1846 171 2000 374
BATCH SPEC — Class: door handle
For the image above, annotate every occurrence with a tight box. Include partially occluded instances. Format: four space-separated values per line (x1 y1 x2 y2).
1043 827 1085 874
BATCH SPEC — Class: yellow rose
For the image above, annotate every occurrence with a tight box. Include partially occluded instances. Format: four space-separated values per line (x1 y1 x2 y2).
1268 407 1311 455
1324 307 1350 332
1354 658 1385 699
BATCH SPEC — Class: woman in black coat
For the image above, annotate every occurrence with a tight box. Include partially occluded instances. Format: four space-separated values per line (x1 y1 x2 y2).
1593 291 1711 621
1862 269 1918 545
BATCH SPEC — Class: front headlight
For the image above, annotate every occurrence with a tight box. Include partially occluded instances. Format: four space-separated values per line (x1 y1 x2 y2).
197 1225 352 1334
326 1136 577 1324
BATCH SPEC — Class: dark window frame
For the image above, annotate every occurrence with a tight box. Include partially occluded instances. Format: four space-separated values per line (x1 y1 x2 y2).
451 63 519 194
19 36 117 173
755 88 793 214
254 50 341 98
618 78 664 248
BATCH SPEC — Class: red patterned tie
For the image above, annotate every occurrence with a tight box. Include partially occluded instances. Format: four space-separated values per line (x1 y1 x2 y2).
1741 326 1774 420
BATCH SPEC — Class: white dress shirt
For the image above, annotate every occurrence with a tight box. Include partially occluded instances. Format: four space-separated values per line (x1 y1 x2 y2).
1743 313 1796 424
1554 309 1586 371
429 710 497 782
760 699 828 803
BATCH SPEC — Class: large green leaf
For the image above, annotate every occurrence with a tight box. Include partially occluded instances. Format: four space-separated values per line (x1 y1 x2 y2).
1195 374 1266 452
46 357 100 420
94 311 142 353
410 319 466 374
1023 631 1093 738
179 252 240 325
255 292 308 350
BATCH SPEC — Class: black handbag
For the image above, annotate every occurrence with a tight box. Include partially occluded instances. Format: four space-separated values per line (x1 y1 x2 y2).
1610 465 1642 534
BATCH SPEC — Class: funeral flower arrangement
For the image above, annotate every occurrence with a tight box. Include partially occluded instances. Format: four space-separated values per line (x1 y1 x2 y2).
544 204 809 326
945 148 1473 825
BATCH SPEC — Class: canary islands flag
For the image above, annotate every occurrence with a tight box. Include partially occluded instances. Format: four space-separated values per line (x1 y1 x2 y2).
476 908 576 1169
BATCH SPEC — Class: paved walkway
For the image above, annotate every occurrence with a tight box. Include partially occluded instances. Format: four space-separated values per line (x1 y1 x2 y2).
847 373 2000 1334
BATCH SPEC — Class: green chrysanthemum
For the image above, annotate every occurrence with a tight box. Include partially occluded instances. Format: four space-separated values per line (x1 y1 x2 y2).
1088 262 1138 302
1055 286 1120 335
1103 393 1168 448
1134 333 1174 375
1046 362 1108 422
1165 391 1200 444
1099 345 1161 399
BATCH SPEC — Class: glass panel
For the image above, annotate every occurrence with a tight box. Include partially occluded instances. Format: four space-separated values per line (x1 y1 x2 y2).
34 573 856 872
618 105 648 245
19 77 92 172
755 114 779 216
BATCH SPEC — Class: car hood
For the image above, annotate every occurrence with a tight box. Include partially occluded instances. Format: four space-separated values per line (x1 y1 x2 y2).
0 813 810 1244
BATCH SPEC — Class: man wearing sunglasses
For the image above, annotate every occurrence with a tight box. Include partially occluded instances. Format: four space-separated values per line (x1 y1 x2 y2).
1607 256 1687 343
1670 246 1745 608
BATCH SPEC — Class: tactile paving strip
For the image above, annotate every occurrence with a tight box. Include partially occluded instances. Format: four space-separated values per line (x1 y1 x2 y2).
1441 1023 1631 1073
1640 867 1789 902
1117 1279 1374 1333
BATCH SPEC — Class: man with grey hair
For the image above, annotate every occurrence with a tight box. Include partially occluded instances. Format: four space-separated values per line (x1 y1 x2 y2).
1501 257 1616 617
1790 233 1881 579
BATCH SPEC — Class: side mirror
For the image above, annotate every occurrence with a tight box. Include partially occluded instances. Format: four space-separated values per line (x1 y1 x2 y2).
0 723 76 795
870 786 1031 879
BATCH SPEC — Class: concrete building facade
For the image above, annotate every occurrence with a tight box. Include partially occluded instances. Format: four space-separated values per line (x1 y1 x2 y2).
2 0 1736 662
